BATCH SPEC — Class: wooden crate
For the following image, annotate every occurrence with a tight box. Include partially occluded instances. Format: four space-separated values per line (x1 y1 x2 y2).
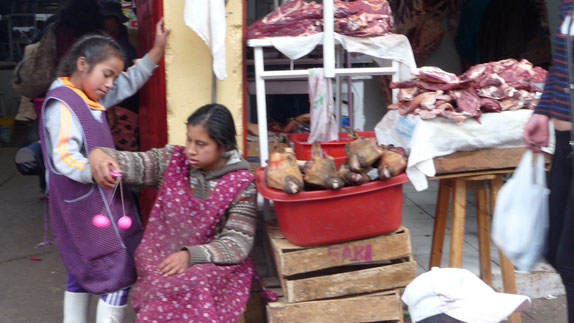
267 290 403 323
266 224 417 303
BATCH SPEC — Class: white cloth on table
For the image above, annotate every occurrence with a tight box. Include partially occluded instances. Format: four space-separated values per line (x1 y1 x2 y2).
307 68 338 143
375 110 555 191
265 33 416 81
184 0 227 80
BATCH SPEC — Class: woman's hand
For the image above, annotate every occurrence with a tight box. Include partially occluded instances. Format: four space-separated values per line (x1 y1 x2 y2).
89 149 120 189
523 114 550 153
148 18 171 64
158 251 190 277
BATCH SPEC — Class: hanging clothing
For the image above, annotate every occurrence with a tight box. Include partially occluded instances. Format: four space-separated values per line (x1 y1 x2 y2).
478 0 539 63
455 0 493 65
184 0 227 80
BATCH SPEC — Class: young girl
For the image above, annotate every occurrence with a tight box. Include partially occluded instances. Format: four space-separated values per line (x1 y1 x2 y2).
89 104 258 322
40 20 169 322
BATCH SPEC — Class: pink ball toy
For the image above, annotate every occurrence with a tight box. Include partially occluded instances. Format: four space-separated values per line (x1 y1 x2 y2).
92 214 111 228
117 216 132 230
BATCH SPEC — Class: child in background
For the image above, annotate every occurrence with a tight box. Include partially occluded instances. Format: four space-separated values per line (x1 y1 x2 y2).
89 104 258 322
40 20 169 322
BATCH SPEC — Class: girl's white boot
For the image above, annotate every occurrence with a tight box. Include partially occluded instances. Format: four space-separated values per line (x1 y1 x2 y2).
63 291 90 323
95 298 126 323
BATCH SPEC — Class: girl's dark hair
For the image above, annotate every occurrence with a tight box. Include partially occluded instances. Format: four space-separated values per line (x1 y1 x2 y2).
57 35 124 77
187 104 237 151
55 0 104 37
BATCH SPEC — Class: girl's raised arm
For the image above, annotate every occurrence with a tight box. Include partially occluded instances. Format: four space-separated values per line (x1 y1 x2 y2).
100 19 170 108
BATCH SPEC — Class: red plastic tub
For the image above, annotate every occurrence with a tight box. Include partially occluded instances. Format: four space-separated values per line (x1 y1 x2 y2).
256 169 408 246
289 131 376 160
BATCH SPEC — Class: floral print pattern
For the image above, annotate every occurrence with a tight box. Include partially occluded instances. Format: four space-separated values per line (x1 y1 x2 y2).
131 146 255 322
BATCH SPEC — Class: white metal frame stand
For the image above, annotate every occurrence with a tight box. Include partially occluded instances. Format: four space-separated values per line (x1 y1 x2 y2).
248 0 401 167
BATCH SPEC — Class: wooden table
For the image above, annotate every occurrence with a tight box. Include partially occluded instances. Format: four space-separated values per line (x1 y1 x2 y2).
427 147 551 323
433 146 551 176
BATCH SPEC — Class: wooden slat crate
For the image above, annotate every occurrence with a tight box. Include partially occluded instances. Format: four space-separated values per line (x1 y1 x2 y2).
266 224 417 303
267 290 403 323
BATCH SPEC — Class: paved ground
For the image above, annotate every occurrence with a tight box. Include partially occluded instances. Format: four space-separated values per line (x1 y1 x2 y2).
0 146 568 322
0 147 137 322
403 180 566 300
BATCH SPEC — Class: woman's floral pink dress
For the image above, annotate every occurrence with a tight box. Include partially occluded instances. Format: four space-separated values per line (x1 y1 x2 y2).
131 147 255 322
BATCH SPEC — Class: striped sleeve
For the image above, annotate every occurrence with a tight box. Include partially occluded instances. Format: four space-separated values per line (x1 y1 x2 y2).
44 100 92 183
185 182 257 265
98 145 175 188
534 1 574 121
534 64 556 118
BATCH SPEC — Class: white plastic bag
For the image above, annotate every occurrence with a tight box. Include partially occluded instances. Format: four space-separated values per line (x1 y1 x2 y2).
307 68 338 144
491 150 549 272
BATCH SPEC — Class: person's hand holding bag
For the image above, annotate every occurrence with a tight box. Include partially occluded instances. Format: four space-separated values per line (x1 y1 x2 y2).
523 114 550 153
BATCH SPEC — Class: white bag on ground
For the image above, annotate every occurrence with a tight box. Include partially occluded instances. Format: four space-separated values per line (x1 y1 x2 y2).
492 150 549 272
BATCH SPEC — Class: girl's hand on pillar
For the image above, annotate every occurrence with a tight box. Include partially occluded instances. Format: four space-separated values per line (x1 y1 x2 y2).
148 18 171 64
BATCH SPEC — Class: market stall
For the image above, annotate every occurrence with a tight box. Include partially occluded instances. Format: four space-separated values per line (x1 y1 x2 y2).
248 19 416 166
247 0 549 321
247 0 419 320
374 58 549 190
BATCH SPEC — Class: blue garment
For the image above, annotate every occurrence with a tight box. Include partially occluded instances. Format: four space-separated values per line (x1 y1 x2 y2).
455 0 493 64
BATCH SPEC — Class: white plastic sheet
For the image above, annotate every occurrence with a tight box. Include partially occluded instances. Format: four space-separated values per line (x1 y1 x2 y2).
375 110 555 191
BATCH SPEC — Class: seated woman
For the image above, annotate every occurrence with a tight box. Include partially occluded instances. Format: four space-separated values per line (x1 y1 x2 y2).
89 104 258 322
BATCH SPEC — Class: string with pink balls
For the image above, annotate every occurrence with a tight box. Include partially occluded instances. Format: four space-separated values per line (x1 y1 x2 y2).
92 171 132 230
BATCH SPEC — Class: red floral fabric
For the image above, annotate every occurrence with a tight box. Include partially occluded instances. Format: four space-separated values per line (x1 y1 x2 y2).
131 146 255 322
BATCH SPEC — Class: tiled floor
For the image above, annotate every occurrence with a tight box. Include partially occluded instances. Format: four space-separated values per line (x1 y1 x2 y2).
403 180 565 299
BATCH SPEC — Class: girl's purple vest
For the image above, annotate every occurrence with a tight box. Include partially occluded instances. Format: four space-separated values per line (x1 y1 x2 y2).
39 86 143 294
